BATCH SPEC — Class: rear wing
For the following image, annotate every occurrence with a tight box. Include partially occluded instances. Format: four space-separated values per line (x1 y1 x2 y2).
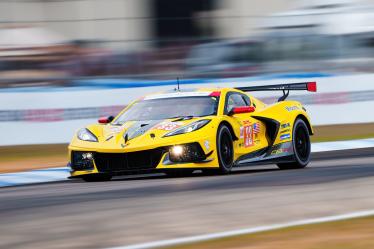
236 82 317 102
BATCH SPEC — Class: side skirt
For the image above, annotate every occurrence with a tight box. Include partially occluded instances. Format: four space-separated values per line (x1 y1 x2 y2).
234 142 294 166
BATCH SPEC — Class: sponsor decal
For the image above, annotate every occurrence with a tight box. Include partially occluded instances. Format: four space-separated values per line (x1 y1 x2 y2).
270 142 293 155
281 123 290 129
286 106 300 112
204 140 210 150
280 129 290 134
109 126 122 133
253 122 261 134
240 121 260 147
271 147 291 155
243 125 254 148
240 120 251 138
153 121 183 131
280 133 291 141
105 125 123 140
271 149 283 155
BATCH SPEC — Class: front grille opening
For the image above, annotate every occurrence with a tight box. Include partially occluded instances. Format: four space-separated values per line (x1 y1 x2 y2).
71 151 95 171
94 148 165 173
169 142 206 163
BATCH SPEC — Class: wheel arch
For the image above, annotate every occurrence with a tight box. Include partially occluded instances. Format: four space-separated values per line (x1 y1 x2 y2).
296 114 313 135
219 121 238 141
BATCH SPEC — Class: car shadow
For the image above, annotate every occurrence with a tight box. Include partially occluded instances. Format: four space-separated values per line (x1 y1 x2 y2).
110 165 280 182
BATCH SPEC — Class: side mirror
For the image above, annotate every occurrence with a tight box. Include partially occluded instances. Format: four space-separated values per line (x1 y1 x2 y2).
229 106 255 116
98 116 114 124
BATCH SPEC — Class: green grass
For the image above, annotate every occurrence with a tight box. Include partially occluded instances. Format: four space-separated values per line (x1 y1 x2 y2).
170 215 374 249
0 144 68 162
312 133 374 143
311 123 374 143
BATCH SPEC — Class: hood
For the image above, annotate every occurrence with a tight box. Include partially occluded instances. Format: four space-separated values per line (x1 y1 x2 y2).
84 117 199 150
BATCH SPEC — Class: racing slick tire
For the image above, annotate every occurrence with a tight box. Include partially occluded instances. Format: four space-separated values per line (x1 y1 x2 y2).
277 118 311 170
215 124 234 174
81 174 112 182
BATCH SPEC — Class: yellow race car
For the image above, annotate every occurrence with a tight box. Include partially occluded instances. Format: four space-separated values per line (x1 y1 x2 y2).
68 82 317 181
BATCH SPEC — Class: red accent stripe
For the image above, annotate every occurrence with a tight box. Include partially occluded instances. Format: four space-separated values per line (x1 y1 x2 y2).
232 106 255 114
209 91 221 97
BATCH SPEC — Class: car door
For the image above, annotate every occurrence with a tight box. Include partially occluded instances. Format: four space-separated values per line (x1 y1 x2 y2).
224 92 268 158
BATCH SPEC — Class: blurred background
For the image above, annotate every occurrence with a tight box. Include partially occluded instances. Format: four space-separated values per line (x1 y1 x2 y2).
1 0 374 149
2 1 374 249
0 0 374 87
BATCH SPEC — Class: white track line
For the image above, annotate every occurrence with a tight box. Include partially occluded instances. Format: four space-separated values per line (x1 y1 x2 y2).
0 167 69 187
109 209 374 249
312 138 374 152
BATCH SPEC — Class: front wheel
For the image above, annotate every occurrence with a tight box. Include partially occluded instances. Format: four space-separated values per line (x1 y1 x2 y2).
277 118 311 170
216 124 234 174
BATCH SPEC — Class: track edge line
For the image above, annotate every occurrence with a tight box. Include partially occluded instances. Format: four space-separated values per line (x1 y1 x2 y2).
109 209 374 249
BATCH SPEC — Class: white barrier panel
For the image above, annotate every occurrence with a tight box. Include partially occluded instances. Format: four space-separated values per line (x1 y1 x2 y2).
1 73 373 146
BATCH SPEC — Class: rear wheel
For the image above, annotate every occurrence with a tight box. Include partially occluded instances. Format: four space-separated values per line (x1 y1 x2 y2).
277 118 311 170
82 174 112 182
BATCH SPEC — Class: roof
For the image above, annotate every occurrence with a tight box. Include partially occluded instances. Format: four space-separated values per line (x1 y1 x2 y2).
143 87 231 100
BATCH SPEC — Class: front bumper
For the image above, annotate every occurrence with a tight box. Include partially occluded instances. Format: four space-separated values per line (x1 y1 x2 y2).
69 139 218 177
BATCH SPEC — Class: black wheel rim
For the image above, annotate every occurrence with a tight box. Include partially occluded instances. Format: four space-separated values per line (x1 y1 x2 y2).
220 132 233 166
295 126 310 161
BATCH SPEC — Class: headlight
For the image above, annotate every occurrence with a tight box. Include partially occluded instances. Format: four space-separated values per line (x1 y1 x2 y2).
77 128 98 142
163 119 210 137
171 145 184 156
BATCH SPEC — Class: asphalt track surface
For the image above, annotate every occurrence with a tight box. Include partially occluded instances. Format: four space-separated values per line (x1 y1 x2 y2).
1 148 374 249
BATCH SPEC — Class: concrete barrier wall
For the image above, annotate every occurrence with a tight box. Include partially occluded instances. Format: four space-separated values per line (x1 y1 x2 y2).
1 73 373 146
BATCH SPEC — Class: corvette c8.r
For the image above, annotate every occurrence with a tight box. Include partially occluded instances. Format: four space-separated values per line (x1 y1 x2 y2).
68 82 316 181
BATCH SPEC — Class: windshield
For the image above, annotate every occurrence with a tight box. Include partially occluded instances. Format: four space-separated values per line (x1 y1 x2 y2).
113 96 219 124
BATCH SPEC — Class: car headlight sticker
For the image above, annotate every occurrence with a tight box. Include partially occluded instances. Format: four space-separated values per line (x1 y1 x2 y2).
163 119 211 137
77 128 98 142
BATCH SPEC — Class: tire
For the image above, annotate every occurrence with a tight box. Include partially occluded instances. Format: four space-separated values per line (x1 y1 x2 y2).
277 118 311 170
164 169 194 177
82 174 112 182
216 124 234 174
